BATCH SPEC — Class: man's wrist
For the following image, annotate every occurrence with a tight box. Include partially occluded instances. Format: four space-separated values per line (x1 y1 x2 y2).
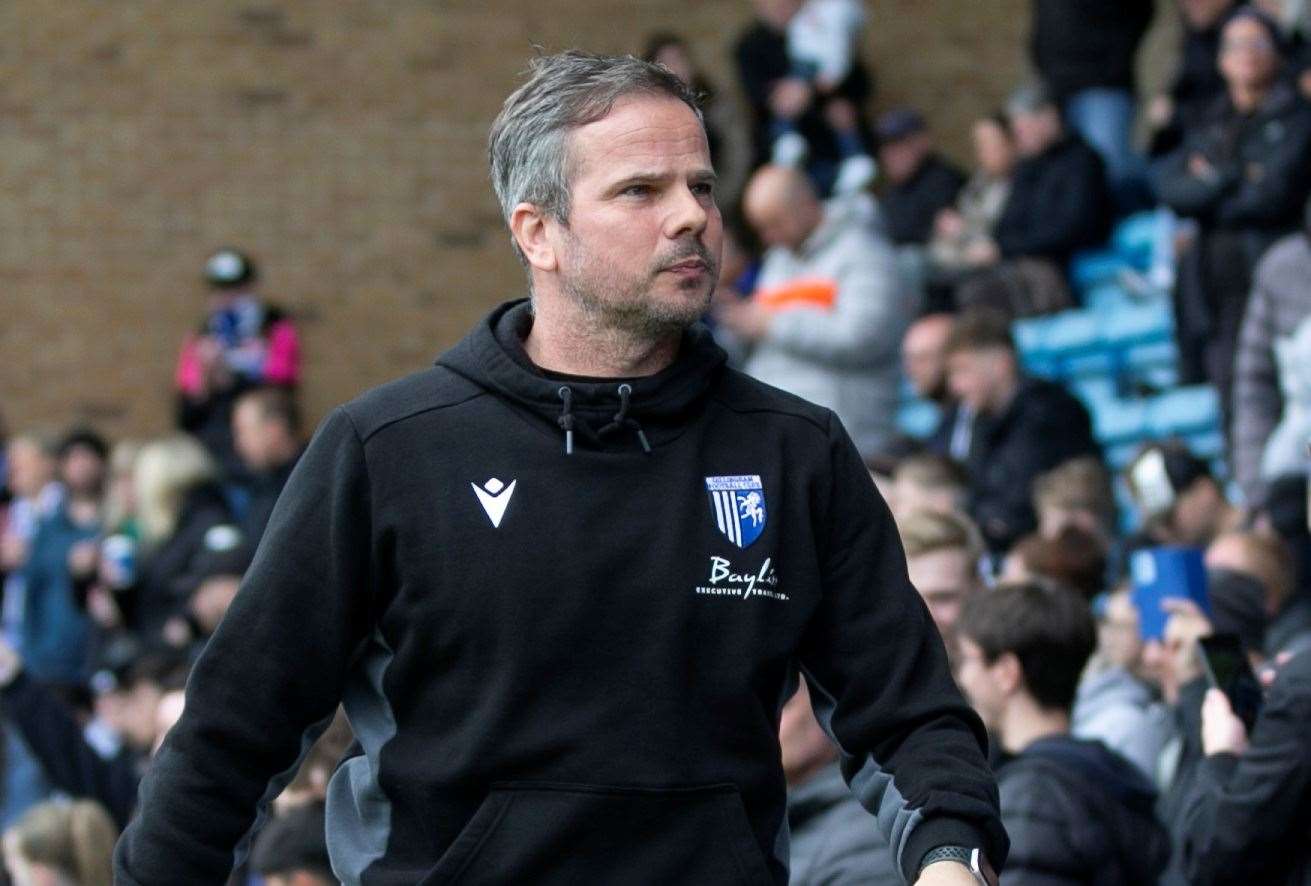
918 846 995 886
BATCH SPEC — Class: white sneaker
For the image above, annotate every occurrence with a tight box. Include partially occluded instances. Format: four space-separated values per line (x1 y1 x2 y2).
833 154 877 195
771 131 809 167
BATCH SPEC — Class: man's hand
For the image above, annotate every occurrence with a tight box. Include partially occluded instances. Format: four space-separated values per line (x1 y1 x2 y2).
915 861 978 885
1202 687 1249 756
714 298 773 343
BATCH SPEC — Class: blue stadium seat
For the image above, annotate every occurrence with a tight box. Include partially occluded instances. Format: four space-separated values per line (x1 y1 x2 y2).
1124 340 1178 373
1103 299 1173 349
1111 212 1159 271
1085 282 1138 316
897 399 942 440
1092 397 1148 445
1145 385 1220 438
1071 376 1118 409
1071 249 1128 291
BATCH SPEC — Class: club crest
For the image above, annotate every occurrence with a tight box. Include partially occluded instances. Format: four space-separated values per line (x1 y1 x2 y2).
705 475 767 548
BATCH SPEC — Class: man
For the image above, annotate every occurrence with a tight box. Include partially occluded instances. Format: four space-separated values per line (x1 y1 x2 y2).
903 313 954 406
1148 0 1240 157
899 509 985 665
116 53 1005 885
957 85 1112 319
1031 457 1116 552
717 164 914 458
232 385 305 550
1029 0 1154 210
780 682 899 885
1231 208 1311 509
942 309 1100 554
876 109 966 247
956 583 1171 884
1125 441 1242 553
888 454 969 521
1207 529 1310 656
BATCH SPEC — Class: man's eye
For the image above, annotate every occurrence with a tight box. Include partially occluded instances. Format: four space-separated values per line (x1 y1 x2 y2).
692 182 715 196
622 185 651 196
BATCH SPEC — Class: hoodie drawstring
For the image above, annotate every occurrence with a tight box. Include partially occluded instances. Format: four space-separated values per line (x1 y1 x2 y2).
598 384 653 455
557 386 575 455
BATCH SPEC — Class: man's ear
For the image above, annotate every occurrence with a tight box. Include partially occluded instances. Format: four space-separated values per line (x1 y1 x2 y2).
509 203 558 272
994 651 1024 696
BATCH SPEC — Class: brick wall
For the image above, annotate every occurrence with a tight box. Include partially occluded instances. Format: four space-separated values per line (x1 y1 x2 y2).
0 1 1176 439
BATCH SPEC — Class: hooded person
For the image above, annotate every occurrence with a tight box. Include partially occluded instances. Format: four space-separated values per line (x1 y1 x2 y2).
116 52 1006 886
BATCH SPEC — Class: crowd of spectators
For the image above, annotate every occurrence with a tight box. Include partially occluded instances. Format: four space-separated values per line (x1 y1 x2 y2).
3 1 1311 883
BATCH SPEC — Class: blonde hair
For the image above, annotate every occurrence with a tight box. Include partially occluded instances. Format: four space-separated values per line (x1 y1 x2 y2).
898 508 985 561
133 435 218 546
1033 457 1115 526
4 800 118 886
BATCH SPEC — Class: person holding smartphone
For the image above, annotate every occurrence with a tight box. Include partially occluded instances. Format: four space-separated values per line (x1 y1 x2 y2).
1179 644 1311 884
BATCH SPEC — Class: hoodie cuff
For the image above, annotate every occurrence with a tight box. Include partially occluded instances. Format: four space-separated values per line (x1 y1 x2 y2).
900 815 993 884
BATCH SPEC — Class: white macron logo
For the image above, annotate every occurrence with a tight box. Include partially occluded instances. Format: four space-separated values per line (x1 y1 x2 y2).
471 477 516 528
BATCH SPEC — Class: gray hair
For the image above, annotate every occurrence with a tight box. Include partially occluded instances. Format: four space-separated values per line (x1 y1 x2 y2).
488 50 704 258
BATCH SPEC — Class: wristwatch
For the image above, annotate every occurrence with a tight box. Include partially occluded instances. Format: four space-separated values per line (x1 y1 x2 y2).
918 845 997 886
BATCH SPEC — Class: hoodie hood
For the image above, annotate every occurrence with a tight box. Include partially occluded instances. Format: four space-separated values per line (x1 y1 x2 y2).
436 299 728 455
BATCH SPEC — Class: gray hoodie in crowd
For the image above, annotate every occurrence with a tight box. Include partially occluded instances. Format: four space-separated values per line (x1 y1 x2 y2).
1071 665 1173 785
787 763 901 886
744 197 916 458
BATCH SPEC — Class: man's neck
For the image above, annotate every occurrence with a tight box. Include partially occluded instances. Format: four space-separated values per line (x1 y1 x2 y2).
523 297 682 378
1231 83 1270 115
985 373 1021 417
998 698 1070 754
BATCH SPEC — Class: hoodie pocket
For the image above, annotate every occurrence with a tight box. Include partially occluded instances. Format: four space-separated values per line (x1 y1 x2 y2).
418 781 774 885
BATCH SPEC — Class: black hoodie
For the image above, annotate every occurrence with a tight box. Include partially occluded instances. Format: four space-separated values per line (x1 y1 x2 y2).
115 300 1006 885
998 735 1170 885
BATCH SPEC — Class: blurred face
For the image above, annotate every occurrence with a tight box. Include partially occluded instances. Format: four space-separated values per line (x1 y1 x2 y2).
1038 504 1106 545
233 399 272 471
947 347 1013 414
754 0 802 29
1 836 59 886
892 479 963 517
59 445 106 498
653 43 694 87
1172 479 1225 546
955 639 1009 730
972 119 1014 178
5 441 53 500
1179 0 1238 30
745 180 820 252
545 95 722 336
877 133 931 185
902 318 951 400
907 547 980 651
1220 17 1280 93
1099 592 1143 672
110 683 164 751
1009 107 1061 158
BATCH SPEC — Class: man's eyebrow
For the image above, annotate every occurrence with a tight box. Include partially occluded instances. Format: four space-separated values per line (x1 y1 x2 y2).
608 169 719 190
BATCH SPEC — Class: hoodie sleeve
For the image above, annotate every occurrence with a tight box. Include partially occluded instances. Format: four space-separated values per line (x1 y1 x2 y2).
115 407 376 885
795 413 1008 884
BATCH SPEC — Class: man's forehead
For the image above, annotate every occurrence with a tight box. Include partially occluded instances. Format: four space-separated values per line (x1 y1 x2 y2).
569 96 709 173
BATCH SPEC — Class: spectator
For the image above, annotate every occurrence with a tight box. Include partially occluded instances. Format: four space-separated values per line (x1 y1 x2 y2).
1032 457 1118 552
1125 441 1242 550
956 582 1171 884
733 0 875 195
888 453 968 519
719 164 913 457
117 436 238 646
956 84 1112 319
1029 0 1155 211
1232 209 1311 506
1179 647 1311 884
942 308 1101 553
2 799 117 886
249 801 335 886
1148 0 1240 157
1071 588 1174 782
16 428 108 687
875 109 966 247
1206 529 1311 654
1257 0 1311 97
232 386 304 553
642 32 751 203
999 526 1108 600
2 434 62 644
0 638 187 829
902 313 954 406
779 681 898 885
174 249 300 481
1160 7 1311 413
899 508 985 664
927 115 1017 307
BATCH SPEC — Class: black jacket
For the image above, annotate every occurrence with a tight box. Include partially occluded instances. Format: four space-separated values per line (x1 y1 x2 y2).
959 377 1101 553
881 154 967 246
1030 0 1154 100
116 301 1006 885
1151 11 1233 157
734 19 872 169
995 135 1112 265
125 482 234 641
1159 82 1311 244
0 672 142 829
1178 651 1311 886
998 735 1170 885
239 450 301 556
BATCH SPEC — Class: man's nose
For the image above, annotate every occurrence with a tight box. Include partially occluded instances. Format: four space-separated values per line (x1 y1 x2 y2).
665 185 710 240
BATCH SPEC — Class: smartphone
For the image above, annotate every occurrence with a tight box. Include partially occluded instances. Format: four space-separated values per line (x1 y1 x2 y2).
1131 448 1176 517
1130 546 1210 641
1198 633 1263 733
